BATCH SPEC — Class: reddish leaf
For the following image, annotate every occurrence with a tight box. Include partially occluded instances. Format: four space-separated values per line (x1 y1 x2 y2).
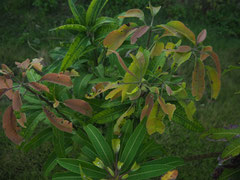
210 51 221 78
15 59 30 70
176 45 191 53
0 76 14 99
197 29 207 44
43 107 72 133
140 93 154 121
12 90 22 111
131 26 149 44
0 88 7 98
29 82 50 93
110 50 138 79
192 59 205 101
40 73 73 87
157 96 176 121
31 58 43 72
200 46 212 61
165 85 173 96
2 106 23 144
1 64 14 76
64 99 93 117
17 113 27 128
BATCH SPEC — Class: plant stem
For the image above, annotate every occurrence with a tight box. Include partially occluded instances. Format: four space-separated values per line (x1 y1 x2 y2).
183 152 221 162
146 16 154 49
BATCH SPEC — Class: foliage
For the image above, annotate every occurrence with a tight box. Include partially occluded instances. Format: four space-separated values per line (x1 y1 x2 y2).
0 0 226 179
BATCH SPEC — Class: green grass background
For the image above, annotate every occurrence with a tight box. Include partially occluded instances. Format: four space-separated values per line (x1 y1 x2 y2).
0 1 240 179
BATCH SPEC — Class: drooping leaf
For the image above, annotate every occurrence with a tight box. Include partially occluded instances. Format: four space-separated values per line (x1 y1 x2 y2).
28 82 49 93
40 73 73 87
12 90 22 111
2 106 23 144
61 34 89 71
128 164 174 180
146 101 165 135
51 24 87 32
120 120 146 171
1 64 14 76
119 9 144 21
0 76 13 99
192 59 205 101
131 26 149 44
161 170 178 180
206 66 221 99
222 138 240 158
86 0 108 26
43 107 73 133
197 29 207 44
103 23 137 55
57 158 107 178
64 99 93 117
84 124 114 167
210 51 221 78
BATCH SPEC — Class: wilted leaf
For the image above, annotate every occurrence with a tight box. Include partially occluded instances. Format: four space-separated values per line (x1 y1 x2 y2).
114 105 135 135
192 59 205 101
197 29 207 44
15 59 30 70
158 96 176 121
40 73 73 87
12 90 22 111
146 101 165 135
2 106 23 144
206 66 221 99
43 107 72 133
0 76 14 99
150 42 164 58
103 23 137 55
17 113 27 128
161 170 178 180
118 9 144 21
64 99 92 117
131 26 149 44
29 82 50 93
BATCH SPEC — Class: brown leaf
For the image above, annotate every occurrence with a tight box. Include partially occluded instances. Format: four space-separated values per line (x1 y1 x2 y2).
161 170 178 180
140 93 154 121
210 51 221 78
175 45 191 53
0 76 14 99
157 96 176 121
165 85 173 96
118 9 144 21
197 29 207 44
31 58 43 72
17 113 27 128
12 90 22 111
64 99 92 117
1 64 14 76
43 107 72 133
200 46 212 61
192 59 205 101
40 73 73 87
131 26 149 44
29 82 50 93
2 106 23 144
15 59 30 70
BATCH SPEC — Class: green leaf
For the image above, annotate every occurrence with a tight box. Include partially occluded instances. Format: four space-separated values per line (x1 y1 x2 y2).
73 74 93 98
201 128 240 141
219 168 240 180
127 164 174 180
61 34 89 71
81 146 97 161
92 106 128 124
192 59 205 101
120 120 146 171
68 0 85 25
222 138 240 158
86 0 108 26
57 158 107 178
119 9 145 22
148 2 161 17
91 17 118 32
120 120 133 155
22 127 52 152
52 172 81 180
142 156 184 167
51 24 87 32
84 124 114 167
173 51 192 69
206 66 221 99
52 127 65 157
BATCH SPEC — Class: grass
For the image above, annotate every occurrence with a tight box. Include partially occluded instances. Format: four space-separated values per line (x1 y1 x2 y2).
0 2 240 180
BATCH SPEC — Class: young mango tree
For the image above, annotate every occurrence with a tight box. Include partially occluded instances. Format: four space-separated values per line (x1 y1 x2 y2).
0 0 223 179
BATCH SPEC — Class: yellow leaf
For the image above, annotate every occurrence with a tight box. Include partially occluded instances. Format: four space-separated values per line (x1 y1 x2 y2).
105 86 123 100
146 101 165 135
118 9 144 21
206 66 221 99
103 23 137 55
150 42 164 58
161 170 178 180
165 42 175 57
192 59 205 101
173 51 192 69
158 96 176 121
